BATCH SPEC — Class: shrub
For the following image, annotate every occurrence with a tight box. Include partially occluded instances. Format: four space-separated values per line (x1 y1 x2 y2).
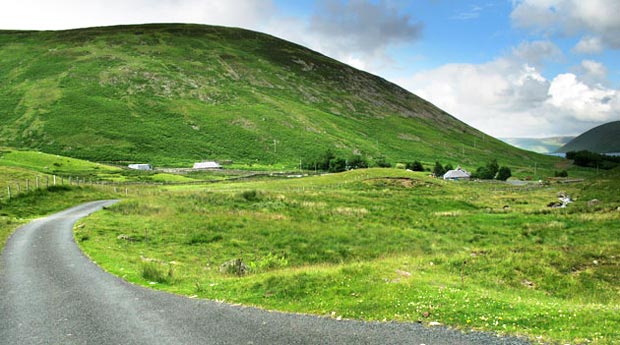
141 261 174 284
348 155 368 169
406 160 424 171
496 166 512 181
241 190 261 202
555 170 568 177
433 161 445 177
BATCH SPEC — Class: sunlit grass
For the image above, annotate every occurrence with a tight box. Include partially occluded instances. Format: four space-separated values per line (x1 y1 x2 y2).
77 168 620 344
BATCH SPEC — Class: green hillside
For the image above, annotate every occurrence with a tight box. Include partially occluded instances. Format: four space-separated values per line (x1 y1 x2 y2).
557 121 620 154
501 136 573 154
0 24 553 168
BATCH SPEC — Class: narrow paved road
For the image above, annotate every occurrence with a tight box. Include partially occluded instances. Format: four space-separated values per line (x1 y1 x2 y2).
0 201 531 345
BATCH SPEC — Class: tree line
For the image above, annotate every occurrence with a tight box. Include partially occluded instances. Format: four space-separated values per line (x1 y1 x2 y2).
303 150 511 180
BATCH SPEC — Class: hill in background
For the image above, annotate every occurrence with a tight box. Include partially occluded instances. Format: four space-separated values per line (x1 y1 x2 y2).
501 136 574 154
556 121 620 154
0 24 552 168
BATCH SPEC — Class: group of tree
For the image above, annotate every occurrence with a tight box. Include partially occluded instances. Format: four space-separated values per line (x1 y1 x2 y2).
303 150 370 173
471 159 511 181
566 150 620 170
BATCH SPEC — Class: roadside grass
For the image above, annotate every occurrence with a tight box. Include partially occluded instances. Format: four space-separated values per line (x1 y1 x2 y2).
0 185 118 248
77 168 620 344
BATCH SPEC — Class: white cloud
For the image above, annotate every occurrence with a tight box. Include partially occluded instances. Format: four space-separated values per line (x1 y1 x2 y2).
547 73 619 122
0 0 276 31
511 0 620 51
574 36 604 54
576 59 608 86
395 47 619 137
511 40 563 67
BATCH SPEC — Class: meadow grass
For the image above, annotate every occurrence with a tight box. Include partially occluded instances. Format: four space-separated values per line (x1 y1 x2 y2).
76 168 620 344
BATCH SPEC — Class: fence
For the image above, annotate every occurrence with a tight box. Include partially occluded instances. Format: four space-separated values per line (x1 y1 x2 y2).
2 175 134 202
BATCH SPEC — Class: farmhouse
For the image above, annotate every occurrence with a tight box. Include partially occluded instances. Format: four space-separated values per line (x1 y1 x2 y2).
128 163 152 171
443 166 470 180
193 161 222 169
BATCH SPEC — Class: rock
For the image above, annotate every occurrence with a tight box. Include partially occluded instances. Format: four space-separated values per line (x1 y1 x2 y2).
219 259 249 276
422 311 430 318
395 269 411 277
117 234 137 241
428 321 442 326
587 199 600 207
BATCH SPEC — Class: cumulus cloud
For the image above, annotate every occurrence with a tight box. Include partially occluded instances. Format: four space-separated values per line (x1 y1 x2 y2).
511 40 563 67
511 0 620 51
307 0 422 62
395 47 620 137
574 36 604 54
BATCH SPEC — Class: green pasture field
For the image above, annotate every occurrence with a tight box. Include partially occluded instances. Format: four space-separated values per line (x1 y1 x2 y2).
76 168 620 344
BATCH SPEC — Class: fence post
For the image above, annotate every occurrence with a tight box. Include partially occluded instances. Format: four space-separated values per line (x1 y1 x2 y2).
17 183 21 193
36 176 40 189
26 180 30 192
7 185 11 200
46 176 49 188
53 175 57 186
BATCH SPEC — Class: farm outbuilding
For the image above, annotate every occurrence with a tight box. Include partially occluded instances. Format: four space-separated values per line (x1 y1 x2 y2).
193 161 222 169
128 164 153 171
443 167 470 180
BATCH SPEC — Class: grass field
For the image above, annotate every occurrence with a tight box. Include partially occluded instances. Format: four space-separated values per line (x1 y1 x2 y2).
75 168 620 344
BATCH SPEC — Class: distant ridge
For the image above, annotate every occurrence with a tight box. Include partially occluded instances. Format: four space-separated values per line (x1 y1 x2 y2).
501 136 574 154
0 24 550 167
556 121 620 154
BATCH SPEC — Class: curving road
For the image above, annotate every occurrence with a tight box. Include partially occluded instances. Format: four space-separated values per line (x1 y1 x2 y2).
0 201 531 345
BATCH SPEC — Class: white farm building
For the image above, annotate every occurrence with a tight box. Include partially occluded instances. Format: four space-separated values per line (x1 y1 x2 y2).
193 161 222 169
128 164 153 171
443 167 470 180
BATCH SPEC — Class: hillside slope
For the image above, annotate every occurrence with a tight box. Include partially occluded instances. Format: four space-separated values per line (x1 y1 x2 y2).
0 24 550 167
557 121 620 154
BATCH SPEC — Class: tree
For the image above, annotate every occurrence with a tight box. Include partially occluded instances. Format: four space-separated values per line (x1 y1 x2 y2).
473 159 500 179
374 156 392 168
433 161 445 177
406 160 424 171
496 166 512 181
444 163 454 172
348 155 368 169
328 157 347 172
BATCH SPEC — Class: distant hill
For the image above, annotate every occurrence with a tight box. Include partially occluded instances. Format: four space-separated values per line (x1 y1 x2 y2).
0 24 551 168
501 137 574 154
556 121 620 154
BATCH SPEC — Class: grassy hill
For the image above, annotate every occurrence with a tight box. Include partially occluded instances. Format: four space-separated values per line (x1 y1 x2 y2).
501 136 574 154
557 121 620 154
0 24 554 169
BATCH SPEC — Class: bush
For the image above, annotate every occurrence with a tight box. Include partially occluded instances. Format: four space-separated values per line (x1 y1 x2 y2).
433 161 446 177
406 160 424 171
141 261 174 284
348 155 369 169
374 156 392 168
241 190 261 201
496 166 512 181
555 170 568 177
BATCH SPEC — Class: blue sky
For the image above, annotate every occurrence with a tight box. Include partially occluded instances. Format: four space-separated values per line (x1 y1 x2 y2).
1 0 619 138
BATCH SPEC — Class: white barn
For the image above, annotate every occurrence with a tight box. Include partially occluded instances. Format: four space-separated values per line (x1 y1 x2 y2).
443 166 470 180
128 164 153 171
193 161 221 169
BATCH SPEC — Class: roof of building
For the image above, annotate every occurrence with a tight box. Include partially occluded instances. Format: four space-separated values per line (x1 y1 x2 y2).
443 167 470 179
193 161 221 169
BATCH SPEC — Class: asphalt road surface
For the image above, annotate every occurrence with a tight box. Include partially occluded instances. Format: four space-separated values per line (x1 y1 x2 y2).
0 200 532 345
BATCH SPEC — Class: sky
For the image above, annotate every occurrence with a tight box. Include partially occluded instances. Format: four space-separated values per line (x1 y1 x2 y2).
1 0 619 138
